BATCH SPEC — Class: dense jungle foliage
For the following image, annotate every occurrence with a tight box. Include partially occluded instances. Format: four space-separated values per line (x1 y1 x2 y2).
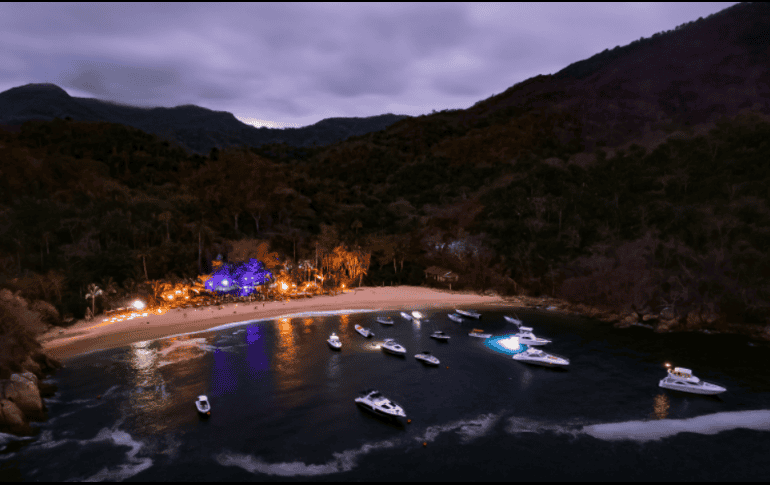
0 109 769 330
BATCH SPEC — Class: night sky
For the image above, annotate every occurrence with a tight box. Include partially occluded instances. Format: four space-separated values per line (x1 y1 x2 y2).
1 2 737 128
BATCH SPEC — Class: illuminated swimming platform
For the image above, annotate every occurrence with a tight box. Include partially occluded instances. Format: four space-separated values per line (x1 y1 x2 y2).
484 334 528 356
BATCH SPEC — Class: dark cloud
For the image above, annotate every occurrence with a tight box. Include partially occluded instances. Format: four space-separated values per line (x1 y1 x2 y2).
0 2 738 128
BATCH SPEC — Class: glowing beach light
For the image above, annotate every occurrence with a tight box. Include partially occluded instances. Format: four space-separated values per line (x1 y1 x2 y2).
281 282 288 291
133 300 145 310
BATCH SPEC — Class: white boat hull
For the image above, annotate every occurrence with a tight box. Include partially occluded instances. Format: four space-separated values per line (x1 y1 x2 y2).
456 310 481 319
517 336 551 346
328 340 341 350
415 355 440 365
448 313 463 322
400 312 412 321
377 318 394 325
504 316 523 325
469 332 491 338
659 380 726 395
512 355 569 367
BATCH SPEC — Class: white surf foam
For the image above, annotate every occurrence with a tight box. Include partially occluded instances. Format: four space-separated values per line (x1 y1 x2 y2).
417 412 502 444
215 438 398 477
581 410 770 442
73 428 153 481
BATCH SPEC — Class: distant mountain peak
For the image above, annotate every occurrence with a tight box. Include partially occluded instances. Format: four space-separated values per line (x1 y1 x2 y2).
4 83 71 97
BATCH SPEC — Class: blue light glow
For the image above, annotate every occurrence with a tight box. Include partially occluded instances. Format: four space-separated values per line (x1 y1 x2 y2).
206 259 273 296
485 334 528 356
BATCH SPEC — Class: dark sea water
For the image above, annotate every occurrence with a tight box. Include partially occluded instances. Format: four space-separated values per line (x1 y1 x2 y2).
2 307 770 481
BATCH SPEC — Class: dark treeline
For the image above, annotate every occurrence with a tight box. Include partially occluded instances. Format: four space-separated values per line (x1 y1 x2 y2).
1 110 769 333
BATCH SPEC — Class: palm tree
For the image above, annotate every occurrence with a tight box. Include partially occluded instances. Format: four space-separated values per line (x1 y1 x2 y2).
134 249 150 282
85 283 103 318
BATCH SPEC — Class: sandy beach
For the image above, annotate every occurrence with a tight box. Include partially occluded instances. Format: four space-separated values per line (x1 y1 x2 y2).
38 286 509 362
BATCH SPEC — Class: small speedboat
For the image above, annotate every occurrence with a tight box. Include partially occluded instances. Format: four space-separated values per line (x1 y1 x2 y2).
355 324 373 338
469 329 491 338
381 339 406 356
411 311 424 320
430 330 451 341
448 313 463 323
515 327 551 346
659 366 726 395
415 351 440 366
456 309 481 319
504 315 523 325
327 333 342 350
195 395 211 416
512 347 569 367
400 312 412 321
355 389 406 419
377 317 394 325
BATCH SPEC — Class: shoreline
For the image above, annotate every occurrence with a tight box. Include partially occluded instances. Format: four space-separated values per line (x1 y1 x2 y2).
38 285 770 363
38 286 509 362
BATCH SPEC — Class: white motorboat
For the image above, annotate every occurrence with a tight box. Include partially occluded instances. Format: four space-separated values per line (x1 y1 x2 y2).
400 311 412 321
411 311 424 320
376 317 394 325
355 324 373 338
504 315 523 325
448 313 463 323
355 389 406 419
469 329 491 338
512 347 569 367
327 333 342 350
456 309 481 319
659 366 726 395
430 330 451 341
195 395 211 416
381 338 406 356
415 351 440 366
515 327 551 346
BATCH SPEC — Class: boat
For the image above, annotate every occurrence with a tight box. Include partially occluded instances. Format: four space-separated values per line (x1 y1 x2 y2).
327 333 342 350
430 330 451 341
515 326 551 346
381 338 406 356
469 329 491 338
195 395 211 416
355 324 373 338
504 315 523 325
354 389 406 419
658 366 726 395
415 351 440 365
400 311 412 321
448 313 463 323
411 311 424 320
456 309 481 319
512 347 569 367
376 317 394 325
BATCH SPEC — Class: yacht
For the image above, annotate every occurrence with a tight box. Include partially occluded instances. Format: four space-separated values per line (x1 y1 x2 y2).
376 317 394 325
469 329 491 338
430 330 451 341
512 347 569 367
327 333 342 350
400 311 412 321
415 351 440 366
195 395 211 416
456 309 481 319
659 366 726 395
355 324 373 338
515 326 551 346
355 389 406 419
381 339 406 356
448 313 464 323
504 315 523 325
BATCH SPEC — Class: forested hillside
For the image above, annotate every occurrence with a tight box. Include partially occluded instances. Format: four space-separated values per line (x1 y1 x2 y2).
1 2 769 336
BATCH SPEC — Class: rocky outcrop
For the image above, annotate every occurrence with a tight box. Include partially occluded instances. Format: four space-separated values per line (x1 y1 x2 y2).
0 352 61 436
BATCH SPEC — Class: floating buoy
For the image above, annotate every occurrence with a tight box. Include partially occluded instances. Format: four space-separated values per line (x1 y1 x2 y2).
446 366 449 369
423 442 427 447
407 419 411 424
97 395 101 399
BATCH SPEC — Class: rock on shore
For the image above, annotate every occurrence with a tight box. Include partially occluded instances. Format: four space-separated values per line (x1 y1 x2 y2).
0 352 61 436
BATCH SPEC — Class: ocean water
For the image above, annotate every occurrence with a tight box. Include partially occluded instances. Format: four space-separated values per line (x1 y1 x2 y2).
2 307 770 481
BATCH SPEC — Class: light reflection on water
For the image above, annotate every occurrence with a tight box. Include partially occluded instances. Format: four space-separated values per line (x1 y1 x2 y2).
652 393 670 420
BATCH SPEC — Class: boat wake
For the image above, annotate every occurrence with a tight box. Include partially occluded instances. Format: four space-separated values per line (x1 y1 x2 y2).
215 438 399 477
416 412 503 444
580 409 770 442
